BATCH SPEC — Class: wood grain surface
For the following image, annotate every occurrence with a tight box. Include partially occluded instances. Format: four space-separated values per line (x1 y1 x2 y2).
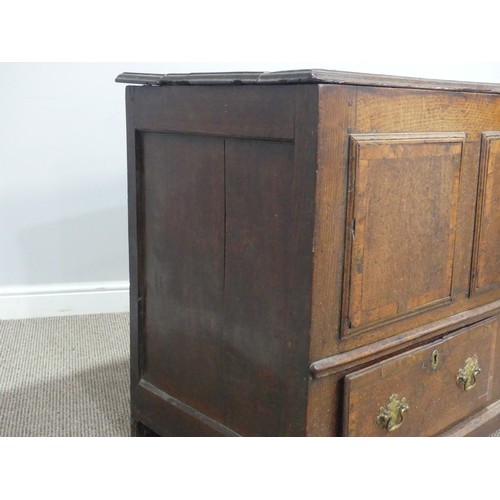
472 132 500 294
116 69 500 95
127 83 317 436
343 133 463 334
140 132 225 421
344 318 498 436
311 85 500 359
123 75 500 437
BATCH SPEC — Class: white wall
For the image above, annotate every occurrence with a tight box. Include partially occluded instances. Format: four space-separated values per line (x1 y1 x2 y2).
1 62 499 318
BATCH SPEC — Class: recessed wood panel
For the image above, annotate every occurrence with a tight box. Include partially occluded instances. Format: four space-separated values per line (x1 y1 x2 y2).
223 138 315 436
140 132 225 420
342 133 464 336
472 132 500 294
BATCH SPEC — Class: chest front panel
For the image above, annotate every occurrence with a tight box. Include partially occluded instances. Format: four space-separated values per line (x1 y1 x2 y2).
312 85 500 357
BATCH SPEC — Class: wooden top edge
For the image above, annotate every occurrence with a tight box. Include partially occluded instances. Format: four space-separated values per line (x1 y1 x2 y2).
115 71 262 85
115 68 500 94
115 72 164 85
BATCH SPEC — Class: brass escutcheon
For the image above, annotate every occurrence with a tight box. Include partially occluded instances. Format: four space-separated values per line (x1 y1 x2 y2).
376 394 409 432
457 355 481 391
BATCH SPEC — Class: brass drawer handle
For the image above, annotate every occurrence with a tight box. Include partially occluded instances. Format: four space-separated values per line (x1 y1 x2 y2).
376 394 409 432
457 356 481 391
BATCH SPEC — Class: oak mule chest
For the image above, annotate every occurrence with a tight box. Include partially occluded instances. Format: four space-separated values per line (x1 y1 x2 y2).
117 69 500 436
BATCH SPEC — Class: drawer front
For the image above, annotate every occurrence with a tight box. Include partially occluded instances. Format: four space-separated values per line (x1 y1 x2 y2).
343 318 498 436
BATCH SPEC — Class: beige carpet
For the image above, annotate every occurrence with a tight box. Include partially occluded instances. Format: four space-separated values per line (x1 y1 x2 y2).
0 313 129 437
0 313 498 437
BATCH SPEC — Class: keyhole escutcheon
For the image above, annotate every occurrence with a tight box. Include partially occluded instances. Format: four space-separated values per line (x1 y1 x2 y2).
432 350 439 370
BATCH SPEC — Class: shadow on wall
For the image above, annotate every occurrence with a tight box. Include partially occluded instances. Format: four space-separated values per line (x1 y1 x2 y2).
17 205 129 286
0 358 130 437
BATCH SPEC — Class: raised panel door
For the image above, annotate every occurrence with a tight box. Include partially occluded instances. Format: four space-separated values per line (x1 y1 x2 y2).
342 133 464 336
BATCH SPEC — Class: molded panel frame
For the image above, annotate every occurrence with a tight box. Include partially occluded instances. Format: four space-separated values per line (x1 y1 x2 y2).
341 132 465 338
471 131 500 295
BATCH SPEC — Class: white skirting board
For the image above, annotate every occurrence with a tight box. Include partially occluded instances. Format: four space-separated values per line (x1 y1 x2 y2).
0 282 130 319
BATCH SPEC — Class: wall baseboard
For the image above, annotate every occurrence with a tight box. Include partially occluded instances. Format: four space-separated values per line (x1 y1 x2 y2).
0 281 130 320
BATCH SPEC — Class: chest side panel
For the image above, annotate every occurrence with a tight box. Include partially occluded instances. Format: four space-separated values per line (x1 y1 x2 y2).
127 84 318 436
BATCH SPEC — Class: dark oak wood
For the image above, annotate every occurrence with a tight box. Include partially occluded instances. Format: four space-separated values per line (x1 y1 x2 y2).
127 85 295 140
131 420 160 437
440 400 500 436
134 381 239 437
344 318 497 436
472 132 500 295
124 81 317 436
116 69 500 94
310 298 500 378
342 133 464 335
140 132 225 420
223 135 314 436
223 139 297 435
312 85 500 358
120 69 500 437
